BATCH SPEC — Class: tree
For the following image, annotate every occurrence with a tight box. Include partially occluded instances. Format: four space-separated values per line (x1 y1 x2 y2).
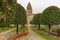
42 6 60 33
14 3 27 34
30 14 42 30
0 0 17 29
0 17 4 30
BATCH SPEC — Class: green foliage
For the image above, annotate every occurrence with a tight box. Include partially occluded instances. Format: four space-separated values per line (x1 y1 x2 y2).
56 28 60 36
30 14 42 25
11 26 28 32
42 6 60 33
0 0 27 34
14 3 27 25
42 6 60 25
6 0 16 5
0 26 15 32
30 13 43 30
31 26 59 40
0 0 17 29
0 17 4 28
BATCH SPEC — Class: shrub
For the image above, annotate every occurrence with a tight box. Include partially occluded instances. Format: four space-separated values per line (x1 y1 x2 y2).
56 28 60 36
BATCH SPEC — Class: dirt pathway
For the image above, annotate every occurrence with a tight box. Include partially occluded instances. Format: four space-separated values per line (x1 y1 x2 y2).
17 27 46 40
0 28 16 40
17 15 46 40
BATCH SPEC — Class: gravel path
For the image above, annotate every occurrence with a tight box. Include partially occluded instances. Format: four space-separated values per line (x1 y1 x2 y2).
0 28 16 40
17 15 46 40
17 27 46 40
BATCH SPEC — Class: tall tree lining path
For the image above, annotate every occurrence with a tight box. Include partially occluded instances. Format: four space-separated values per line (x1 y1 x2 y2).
17 15 46 40
0 16 46 40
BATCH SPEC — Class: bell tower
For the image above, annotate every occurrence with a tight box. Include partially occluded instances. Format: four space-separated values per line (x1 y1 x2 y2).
27 2 32 16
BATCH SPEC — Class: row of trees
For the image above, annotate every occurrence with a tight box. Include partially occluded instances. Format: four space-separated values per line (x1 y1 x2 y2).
30 6 60 33
0 0 27 34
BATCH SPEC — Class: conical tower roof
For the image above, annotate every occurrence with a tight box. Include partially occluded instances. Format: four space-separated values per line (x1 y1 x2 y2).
27 2 32 10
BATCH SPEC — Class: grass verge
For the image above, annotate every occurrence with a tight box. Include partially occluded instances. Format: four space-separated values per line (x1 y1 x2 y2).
12 26 28 32
0 26 15 33
31 26 59 40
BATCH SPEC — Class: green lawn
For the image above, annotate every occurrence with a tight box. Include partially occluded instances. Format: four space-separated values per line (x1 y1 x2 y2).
31 26 59 40
0 26 15 33
18 27 28 32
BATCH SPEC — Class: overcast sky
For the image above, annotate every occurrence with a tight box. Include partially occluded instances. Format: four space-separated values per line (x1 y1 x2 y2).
17 0 60 13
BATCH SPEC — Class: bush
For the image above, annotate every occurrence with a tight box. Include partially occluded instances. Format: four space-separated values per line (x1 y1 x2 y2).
56 28 60 36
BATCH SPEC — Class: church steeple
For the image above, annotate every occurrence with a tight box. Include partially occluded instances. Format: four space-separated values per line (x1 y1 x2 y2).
27 2 32 10
27 2 32 16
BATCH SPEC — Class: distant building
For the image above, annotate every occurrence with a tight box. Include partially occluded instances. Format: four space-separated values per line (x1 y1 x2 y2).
26 2 35 26
27 2 32 16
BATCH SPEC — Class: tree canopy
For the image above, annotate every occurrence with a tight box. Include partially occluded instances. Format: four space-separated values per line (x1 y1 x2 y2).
14 3 27 25
42 6 60 25
30 13 43 30
31 14 42 25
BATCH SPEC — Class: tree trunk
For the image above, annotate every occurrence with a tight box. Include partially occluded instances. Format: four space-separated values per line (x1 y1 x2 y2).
2 24 4 30
38 24 40 30
16 24 19 34
48 24 51 34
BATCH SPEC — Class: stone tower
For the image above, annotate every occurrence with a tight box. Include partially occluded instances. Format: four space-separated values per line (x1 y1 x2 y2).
27 2 32 16
27 2 34 27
